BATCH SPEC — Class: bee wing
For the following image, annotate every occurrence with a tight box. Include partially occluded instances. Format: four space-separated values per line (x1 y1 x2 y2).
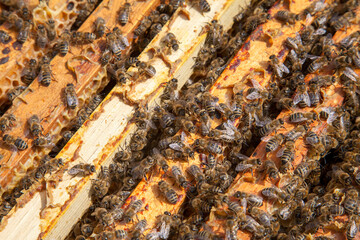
241 197 247 214
246 91 262 100
119 35 130 47
344 67 359 82
215 103 226 113
169 143 184 152
279 63 290 74
261 136 272 142
314 27 327 36
249 78 263 90
235 163 253 172
145 119 157 129
159 221 170 239
147 231 161 240
223 120 236 134
255 115 271 127
67 97 79 108
152 147 161 156
220 134 235 141
68 166 84 176
290 116 308 123
276 147 285 157
305 136 317 145
233 152 250 160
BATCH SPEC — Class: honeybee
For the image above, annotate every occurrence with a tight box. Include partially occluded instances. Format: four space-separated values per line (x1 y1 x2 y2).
0 30 11 44
275 10 299 24
17 20 31 43
68 163 95 177
269 54 290 79
261 160 279 180
171 165 188 188
258 118 284 137
57 30 71 56
3 134 28 150
133 17 152 37
332 166 352 186
6 11 24 31
302 1 327 19
177 117 196 133
289 112 317 123
118 2 131 26
0 114 16 132
93 17 106 38
33 134 54 148
187 164 205 182
158 180 178 204
161 78 178 101
161 32 180 54
235 157 262 173
263 133 285 153
346 214 360 240
6 86 27 103
307 56 328 73
21 59 39 85
91 207 114 226
36 24 48 49
64 83 78 109
38 56 52 86
192 0 211 13
149 23 163 39
45 19 56 41
191 198 211 213
293 82 310 108
113 27 130 50
131 156 155 180
106 32 123 58
244 13 270 34
248 207 272 227
136 61 156 79
27 115 42 137
91 178 110 199
193 138 223 154
343 188 358 214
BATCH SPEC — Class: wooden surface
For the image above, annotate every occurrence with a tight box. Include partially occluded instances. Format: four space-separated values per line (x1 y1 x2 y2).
0 0 246 239
0 0 160 199
206 8 360 240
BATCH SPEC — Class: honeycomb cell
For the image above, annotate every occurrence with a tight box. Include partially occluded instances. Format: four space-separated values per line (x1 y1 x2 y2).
12 80 19 87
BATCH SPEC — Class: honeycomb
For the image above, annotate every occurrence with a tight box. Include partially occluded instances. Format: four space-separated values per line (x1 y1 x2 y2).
0 0 84 108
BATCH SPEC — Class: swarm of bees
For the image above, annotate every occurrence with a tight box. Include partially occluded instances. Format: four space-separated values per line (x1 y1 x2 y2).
1 0 360 239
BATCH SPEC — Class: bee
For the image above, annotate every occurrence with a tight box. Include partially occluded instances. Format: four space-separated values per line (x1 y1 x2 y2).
133 17 152 37
330 11 354 31
187 164 205 182
275 10 299 24
91 178 110 199
64 83 78 109
152 148 169 173
122 177 136 191
193 139 223 154
94 17 106 38
0 30 11 44
38 56 52 86
122 199 143 223
278 200 298 220
113 27 130 50
17 20 31 43
261 160 279 180
7 86 26 102
21 59 39 85
293 82 311 108
68 163 95 177
307 56 328 73
225 217 239 240
106 32 123 58
289 112 317 123
161 32 180 54
115 229 128 239
258 118 284 137
136 61 156 79
302 1 327 19
235 157 262 173
6 11 24 31
269 54 290 79
244 13 270 34
248 207 272 227
149 23 163 39
261 187 288 203
344 188 358 214
0 114 16 132
33 134 54 148
27 115 43 137
177 117 196 133
58 30 71 56
3 134 28 150
348 46 360 68
45 19 56 41
192 0 211 13
132 219 147 239
131 156 155 180
332 167 352 186
346 215 360 240
263 133 285 153
158 180 178 204
36 24 48 49
91 207 114 226
191 198 211 213
118 2 131 26
171 165 188 188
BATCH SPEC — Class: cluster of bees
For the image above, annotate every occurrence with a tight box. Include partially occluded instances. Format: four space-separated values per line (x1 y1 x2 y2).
0 0 360 239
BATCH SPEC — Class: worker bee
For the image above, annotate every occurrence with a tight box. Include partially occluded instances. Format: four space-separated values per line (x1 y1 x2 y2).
17 20 31 43
123 199 143 223
343 188 358 214
346 214 360 240
269 54 290 79
277 140 295 173
244 13 270 34
258 118 284 137
193 139 223 154
288 112 317 123
0 30 11 44
68 163 95 177
7 86 26 102
187 164 205 182
64 83 78 109
248 207 272 227
94 17 106 38
133 17 152 37
275 10 299 24
132 219 147 239
118 2 131 26
38 56 52 86
33 134 54 148
235 157 262 173
57 30 71 56
293 82 311 108
7 11 24 31
91 207 114 226
149 23 163 39
332 166 352 186
261 160 279 180
27 115 42 137
106 32 123 58
158 180 178 204
0 114 16 132
191 0 211 13
302 1 327 19
91 178 110 199
136 61 156 79
21 59 39 85
131 156 155 180
161 32 180 54
171 165 188 188
262 133 285 153
36 24 48 49
307 56 328 73
45 19 56 41
3 134 28 150
278 200 298 220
